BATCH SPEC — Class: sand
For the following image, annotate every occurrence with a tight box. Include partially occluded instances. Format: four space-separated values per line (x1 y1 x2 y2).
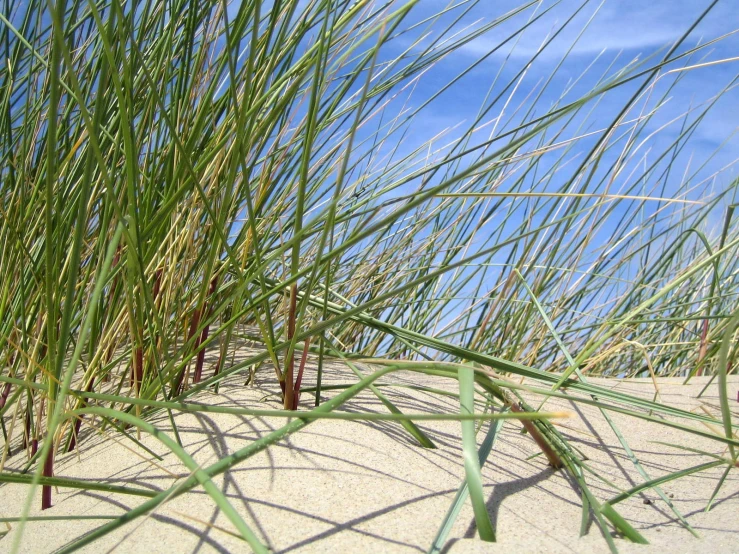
1 355 738 553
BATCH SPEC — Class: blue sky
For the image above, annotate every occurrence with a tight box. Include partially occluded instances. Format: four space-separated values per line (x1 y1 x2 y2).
330 0 739 338
368 0 739 209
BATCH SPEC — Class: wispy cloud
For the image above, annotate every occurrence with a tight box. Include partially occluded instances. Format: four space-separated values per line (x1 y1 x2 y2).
446 0 733 59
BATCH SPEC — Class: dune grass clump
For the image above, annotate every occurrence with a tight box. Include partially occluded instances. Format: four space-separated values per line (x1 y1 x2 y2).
0 0 738 552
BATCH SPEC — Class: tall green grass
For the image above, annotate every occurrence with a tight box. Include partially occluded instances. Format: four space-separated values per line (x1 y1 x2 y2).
0 0 738 552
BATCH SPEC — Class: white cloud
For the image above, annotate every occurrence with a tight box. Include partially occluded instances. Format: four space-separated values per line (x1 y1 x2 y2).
449 0 731 59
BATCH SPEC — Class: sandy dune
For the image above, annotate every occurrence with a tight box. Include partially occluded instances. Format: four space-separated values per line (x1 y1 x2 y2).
1 356 737 553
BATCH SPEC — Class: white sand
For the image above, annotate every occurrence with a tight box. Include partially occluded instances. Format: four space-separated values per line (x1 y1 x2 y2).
1 357 738 553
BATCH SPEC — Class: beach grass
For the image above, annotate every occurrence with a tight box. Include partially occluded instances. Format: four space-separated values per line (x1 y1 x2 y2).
0 0 738 552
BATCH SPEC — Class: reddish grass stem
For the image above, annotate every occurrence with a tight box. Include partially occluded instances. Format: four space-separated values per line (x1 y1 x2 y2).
0 382 10 410
41 445 53 510
23 404 32 450
66 378 95 452
283 284 298 410
193 276 218 384
173 310 201 395
152 268 163 305
132 347 144 393
292 338 311 410
0 352 15 409
510 402 563 468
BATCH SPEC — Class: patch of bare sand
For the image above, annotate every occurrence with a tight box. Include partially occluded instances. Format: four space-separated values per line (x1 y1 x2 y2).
1 358 737 553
